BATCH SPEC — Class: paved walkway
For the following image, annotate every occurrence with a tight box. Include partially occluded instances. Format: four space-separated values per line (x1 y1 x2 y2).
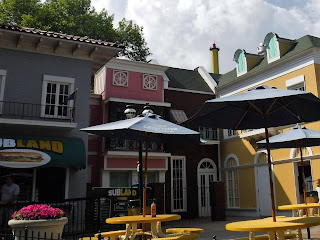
163 217 320 240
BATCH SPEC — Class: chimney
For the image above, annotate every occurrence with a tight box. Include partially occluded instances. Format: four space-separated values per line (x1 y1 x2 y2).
210 43 220 74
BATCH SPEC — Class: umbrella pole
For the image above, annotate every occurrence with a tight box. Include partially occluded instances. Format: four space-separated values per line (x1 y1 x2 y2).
264 119 277 222
143 134 149 217
299 145 308 208
139 141 143 214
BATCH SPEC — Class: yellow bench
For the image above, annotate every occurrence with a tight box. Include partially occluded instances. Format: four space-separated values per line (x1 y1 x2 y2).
234 233 296 240
94 229 142 240
166 228 204 234
151 233 200 240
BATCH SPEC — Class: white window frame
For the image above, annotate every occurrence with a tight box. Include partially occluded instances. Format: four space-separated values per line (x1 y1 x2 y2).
113 69 128 87
286 75 305 91
223 129 237 139
0 69 7 114
199 126 218 140
41 75 75 118
224 154 240 208
171 156 187 212
143 74 157 90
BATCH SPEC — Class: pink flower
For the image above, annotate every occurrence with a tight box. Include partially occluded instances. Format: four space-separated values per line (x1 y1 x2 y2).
11 204 65 220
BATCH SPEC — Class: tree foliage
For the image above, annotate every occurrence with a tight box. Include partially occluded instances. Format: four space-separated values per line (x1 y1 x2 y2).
0 0 151 61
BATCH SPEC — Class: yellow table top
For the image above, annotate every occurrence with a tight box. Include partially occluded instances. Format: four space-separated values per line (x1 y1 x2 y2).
226 217 320 232
106 214 181 224
278 203 320 210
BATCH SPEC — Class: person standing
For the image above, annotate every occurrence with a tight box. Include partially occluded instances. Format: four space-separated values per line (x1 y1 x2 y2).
0 174 20 227
316 179 320 203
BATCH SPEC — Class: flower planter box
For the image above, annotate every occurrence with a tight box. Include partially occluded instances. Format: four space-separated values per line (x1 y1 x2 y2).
8 217 68 240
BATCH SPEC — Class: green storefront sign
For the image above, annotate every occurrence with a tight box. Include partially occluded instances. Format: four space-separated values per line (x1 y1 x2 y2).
0 136 86 169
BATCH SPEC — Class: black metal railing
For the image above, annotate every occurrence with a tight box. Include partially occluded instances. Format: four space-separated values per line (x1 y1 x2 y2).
0 101 75 122
0 197 123 240
108 138 163 152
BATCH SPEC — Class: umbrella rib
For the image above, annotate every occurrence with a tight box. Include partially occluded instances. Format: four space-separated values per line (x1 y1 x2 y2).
234 102 254 129
266 98 278 115
268 99 305 121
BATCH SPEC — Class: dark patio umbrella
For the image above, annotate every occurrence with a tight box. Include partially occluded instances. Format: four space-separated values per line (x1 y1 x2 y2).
81 113 199 217
257 124 320 206
186 85 320 222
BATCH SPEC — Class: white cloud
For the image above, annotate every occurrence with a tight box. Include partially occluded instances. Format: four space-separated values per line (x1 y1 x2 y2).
92 0 320 74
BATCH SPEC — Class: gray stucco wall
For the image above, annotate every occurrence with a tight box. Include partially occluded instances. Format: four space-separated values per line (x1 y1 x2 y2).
0 47 92 198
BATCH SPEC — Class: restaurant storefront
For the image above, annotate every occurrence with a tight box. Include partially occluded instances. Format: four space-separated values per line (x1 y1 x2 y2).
0 136 86 203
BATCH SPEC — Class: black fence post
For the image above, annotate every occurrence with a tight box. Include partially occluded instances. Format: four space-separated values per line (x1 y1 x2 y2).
24 227 28 240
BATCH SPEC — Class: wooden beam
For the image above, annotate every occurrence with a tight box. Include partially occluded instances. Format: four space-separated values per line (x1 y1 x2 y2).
89 47 98 58
72 44 81 56
54 41 62 53
16 35 23 48
36 37 43 51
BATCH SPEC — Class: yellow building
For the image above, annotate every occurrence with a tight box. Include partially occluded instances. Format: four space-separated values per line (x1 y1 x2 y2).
213 32 320 217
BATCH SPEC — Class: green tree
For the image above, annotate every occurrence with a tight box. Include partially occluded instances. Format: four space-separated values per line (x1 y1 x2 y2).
0 0 151 61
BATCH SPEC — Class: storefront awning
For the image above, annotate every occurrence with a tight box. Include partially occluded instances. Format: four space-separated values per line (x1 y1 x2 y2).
0 136 86 169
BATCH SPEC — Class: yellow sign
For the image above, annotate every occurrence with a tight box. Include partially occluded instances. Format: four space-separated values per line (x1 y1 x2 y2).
0 138 63 154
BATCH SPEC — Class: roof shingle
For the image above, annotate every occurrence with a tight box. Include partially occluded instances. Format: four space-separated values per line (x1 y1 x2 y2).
0 23 124 48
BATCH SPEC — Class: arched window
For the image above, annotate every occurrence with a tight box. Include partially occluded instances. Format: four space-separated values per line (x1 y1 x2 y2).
234 49 247 77
293 147 311 158
237 51 246 74
265 33 280 63
258 152 267 163
225 156 240 208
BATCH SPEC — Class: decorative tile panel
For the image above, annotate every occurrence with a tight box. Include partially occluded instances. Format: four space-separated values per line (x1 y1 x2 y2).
143 74 157 90
113 70 128 87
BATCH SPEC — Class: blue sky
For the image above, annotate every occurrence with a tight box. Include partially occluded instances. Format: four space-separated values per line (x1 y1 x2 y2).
92 0 320 74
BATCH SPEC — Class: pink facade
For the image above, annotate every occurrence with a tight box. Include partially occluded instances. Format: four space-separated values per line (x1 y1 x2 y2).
103 68 163 102
106 158 166 169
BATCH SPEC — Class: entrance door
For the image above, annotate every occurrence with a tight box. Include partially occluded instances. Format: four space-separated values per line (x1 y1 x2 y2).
255 152 272 216
197 159 217 217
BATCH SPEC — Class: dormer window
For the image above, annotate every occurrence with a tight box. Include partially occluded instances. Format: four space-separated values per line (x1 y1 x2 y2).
266 34 280 63
234 49 247 77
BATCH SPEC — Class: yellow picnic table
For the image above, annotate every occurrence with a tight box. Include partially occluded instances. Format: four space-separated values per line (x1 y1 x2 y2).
278 203 320 216
225 216 320 240
106 214 181 239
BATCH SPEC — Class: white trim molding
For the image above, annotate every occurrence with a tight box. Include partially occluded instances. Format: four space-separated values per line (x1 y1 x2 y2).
105 58 168 75
167 87 214 95
104 97 171 107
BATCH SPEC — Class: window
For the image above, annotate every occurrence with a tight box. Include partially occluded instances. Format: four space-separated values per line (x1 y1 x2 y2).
225 157 240 208
267 35 280 62
258 152 267 163
143 74 157 90
171 156 187 212
113 70 128 87
147 171 158 183
0 70 6 113
236 51 247 75
289 83 305 91
110 172 130 187
286 76 305 91
228 129 237 137
41 75 74 119
199 127 218 140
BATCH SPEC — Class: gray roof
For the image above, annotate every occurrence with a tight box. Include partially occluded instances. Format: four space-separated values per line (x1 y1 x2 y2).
165 67 214 93
0 23 124 48
218 35 320 87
